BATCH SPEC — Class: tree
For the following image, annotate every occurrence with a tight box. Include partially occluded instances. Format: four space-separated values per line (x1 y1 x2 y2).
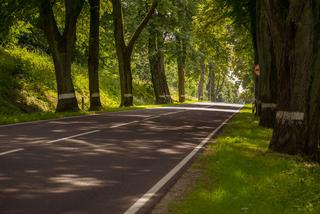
176 35 187 102
173 0 196 103
148 23 172 104
264 0 320 161
38 0 84 112
88 0 102 110
197 57 205 101
256 0 277 128
207 62 215 102
111 0 158 107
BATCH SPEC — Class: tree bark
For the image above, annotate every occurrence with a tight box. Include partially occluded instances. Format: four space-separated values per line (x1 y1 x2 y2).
111 0 158 107
207 62 215 102
197 59 205 101
264 0 320 161
88 0 102 110
256 0 277 128
38 0 83 112
148 29 172 104
177 36 186 102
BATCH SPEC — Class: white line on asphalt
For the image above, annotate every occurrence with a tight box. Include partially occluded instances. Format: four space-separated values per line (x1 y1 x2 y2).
110 121 139 128
123 106 243 214
0 148 24 156
45 130 101 144
0 106 208 156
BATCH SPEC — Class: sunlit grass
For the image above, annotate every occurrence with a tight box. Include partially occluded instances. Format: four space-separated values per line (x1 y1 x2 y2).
169 105 320 214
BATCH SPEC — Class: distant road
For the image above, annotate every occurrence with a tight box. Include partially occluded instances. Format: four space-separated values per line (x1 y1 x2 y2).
0 103 242 214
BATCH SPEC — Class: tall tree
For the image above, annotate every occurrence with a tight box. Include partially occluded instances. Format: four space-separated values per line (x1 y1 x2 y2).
38 0 84 112
264 0 320 161
197 58 205 101
111 0 158 107
148 25 172 104
88 0 102 110
256 0 277 128
207 62 215 102
176 35 187 102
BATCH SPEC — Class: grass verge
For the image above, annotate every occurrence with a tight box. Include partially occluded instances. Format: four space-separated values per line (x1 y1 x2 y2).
168 105 320 214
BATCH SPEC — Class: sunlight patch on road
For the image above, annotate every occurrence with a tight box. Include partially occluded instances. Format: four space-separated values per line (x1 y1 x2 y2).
48 174 106 193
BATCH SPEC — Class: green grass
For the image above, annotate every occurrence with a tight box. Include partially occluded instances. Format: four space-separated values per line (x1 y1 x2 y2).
169 105 320 214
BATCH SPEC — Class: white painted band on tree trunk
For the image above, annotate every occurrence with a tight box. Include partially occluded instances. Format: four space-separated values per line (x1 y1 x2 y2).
261 103 277 108
58 93 75 100
180 95 185 97
124 94 133 98
276 111 304 121
159 95 166 98
91 93 99 98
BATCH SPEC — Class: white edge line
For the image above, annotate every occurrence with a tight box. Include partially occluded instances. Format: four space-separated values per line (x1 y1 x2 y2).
123 106 242 214
0 148 25 156
45 130 101 144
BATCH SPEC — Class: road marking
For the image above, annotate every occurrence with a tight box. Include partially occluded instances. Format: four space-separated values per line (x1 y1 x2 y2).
45 130 101 144
0 105 210 156
110 121 139 128
123 106 242 214
0 148 24 156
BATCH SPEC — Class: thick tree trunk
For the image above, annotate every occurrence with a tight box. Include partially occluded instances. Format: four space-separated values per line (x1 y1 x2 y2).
117 51 133 107
177 37 186 103
256 0 277 128
207 62 215 102
52 48 79 112
88 0 102 110
148 30 172 104
264 0 320 161
197 59 205 101
38 0 83 112
304 1 320 161
111 0 158 107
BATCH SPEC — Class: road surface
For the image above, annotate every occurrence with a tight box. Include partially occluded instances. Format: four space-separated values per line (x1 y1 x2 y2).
0 103 242 214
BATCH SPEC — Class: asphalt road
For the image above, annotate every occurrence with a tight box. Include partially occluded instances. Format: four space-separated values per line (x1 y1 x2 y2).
0 102 242 214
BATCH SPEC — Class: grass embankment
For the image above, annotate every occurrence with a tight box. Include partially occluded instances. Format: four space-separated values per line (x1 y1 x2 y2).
169 106 320 214
0 47 192 125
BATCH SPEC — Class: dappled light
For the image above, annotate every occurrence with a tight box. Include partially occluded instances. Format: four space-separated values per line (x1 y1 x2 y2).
0 104 241 213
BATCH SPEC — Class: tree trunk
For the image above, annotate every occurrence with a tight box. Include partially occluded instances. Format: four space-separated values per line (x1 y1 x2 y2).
117 50 133 107
256 0 277 128
88 0 102 110
148 30 172 104
197 59 205 101
38 0 83 112
207 62 215 102
177 37 186 102
111 0 158 107
264 0 320 161
215 75 225 101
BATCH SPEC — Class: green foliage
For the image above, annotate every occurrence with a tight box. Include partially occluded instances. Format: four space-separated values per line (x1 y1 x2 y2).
169 106 320 213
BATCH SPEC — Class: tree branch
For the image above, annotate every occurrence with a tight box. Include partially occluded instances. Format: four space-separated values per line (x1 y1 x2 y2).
127 0 158 52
